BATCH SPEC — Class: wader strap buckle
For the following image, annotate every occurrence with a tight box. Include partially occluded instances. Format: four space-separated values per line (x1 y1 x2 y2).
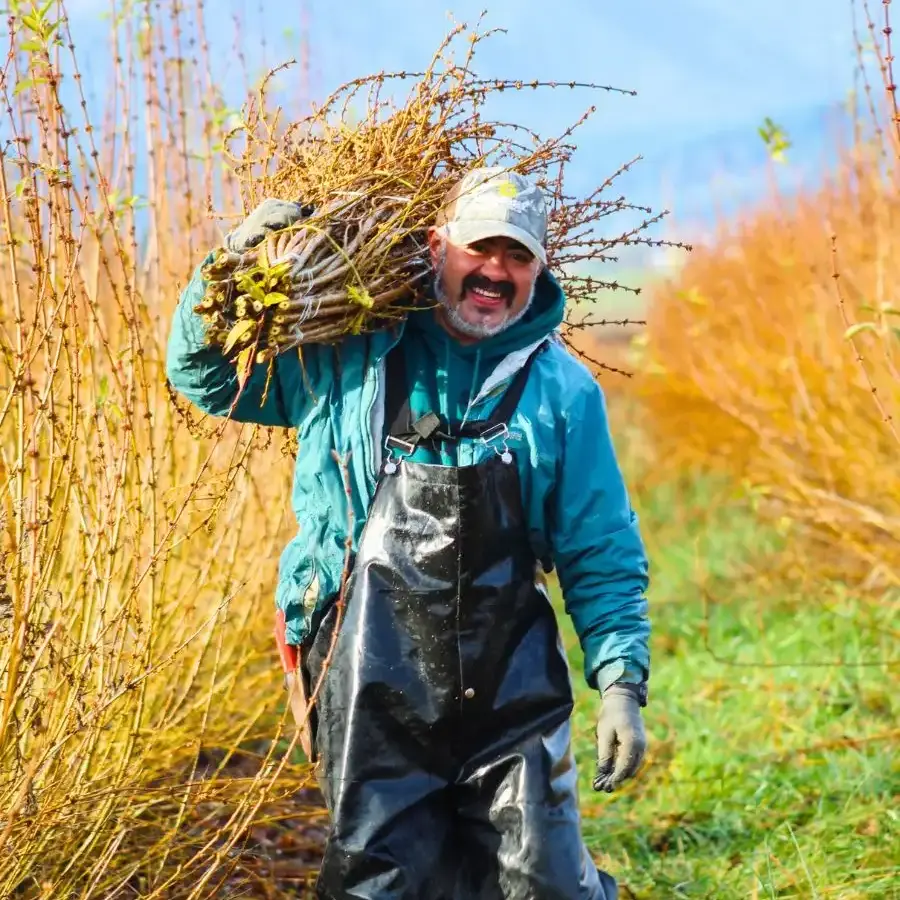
478 423 513 464
383 435 416 474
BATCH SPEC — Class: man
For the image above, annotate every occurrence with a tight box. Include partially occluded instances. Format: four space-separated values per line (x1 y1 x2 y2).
167 166 651 899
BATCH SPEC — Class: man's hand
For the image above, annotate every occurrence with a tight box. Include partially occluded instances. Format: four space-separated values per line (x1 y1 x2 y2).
593 682 647 793
225 198 309 253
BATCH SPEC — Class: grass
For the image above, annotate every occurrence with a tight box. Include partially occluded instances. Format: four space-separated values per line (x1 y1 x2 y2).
551 467 900 900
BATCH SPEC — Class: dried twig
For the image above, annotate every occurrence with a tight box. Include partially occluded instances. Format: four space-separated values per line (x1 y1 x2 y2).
830 234 900 446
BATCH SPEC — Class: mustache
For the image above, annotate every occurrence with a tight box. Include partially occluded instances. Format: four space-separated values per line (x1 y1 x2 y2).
461 274 515 303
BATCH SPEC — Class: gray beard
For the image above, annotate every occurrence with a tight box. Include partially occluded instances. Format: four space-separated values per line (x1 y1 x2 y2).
433 249 536 340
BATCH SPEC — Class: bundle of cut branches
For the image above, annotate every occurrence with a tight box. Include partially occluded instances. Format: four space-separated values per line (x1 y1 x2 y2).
201 20 689 371
197 188 434 363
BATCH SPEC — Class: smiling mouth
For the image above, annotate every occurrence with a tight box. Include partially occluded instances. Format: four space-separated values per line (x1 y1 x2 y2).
465 284 511 309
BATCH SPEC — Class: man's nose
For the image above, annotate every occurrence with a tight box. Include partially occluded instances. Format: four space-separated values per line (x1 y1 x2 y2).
479 250 510 280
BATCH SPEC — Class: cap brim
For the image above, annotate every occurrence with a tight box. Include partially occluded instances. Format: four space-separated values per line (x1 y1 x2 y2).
444 221 547 265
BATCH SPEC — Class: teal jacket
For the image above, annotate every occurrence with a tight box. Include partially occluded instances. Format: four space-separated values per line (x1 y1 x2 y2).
166 255 651 693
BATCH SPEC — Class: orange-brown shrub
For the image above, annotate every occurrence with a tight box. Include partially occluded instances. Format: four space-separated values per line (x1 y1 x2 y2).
636 146 900 586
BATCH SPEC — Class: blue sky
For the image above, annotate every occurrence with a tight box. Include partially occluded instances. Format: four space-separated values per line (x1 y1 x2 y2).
62 0 874 254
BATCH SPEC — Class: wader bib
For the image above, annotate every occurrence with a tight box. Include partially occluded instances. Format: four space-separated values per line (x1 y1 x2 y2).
306 341 616 900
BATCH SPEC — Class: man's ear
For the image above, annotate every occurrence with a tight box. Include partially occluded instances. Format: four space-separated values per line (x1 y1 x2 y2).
427 227 444 267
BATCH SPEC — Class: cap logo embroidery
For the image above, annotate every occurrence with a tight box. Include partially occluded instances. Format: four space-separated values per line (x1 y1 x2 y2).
497 181 519 198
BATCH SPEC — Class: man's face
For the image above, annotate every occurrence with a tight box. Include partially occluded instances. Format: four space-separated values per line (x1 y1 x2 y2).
427 230 542 342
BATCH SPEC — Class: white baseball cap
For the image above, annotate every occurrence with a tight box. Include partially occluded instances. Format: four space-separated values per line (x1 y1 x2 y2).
434 166 549 265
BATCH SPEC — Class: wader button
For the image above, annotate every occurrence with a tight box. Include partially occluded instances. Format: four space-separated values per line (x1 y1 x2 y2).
464 687 475 699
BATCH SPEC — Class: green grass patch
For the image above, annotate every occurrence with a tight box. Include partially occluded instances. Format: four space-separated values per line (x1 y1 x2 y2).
554 474 900 899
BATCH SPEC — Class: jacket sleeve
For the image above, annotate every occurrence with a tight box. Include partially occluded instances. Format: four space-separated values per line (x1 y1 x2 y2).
166 254 308 427
549 378 651 694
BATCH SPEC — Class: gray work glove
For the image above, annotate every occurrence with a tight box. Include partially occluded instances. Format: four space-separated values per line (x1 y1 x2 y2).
224 198 309 253
593 682 647 793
